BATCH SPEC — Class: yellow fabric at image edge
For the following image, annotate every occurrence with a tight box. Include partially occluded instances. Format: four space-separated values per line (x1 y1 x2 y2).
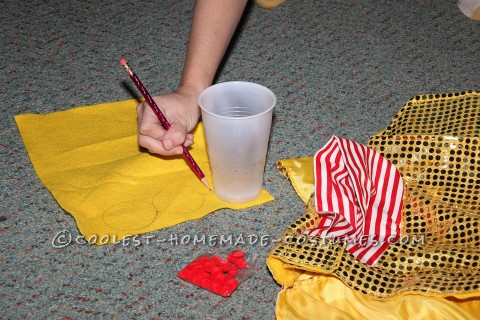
274 273 480 320
14 99 274 244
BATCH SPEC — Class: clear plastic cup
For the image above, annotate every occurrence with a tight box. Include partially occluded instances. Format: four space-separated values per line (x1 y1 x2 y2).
198 81 276 203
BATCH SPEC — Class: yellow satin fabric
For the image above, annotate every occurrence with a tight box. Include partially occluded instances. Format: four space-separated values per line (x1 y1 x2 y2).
276 274 479 320
15 99 274 244
276 157 314 204
270 157 480 320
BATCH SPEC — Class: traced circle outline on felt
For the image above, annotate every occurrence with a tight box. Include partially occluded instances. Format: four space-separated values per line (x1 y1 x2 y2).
152 190 206 217
102 202 158 232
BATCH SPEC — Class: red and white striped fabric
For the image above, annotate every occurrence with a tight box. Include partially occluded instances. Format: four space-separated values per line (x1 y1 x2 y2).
305 136 404 266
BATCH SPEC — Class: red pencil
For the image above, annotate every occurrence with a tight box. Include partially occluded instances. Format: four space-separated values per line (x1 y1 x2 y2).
120 58 211 190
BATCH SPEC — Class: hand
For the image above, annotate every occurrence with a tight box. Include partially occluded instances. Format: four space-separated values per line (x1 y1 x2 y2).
136 0 248 156
136 85 202 156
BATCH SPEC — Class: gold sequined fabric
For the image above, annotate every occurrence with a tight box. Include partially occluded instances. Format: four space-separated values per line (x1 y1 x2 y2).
269 90 480 299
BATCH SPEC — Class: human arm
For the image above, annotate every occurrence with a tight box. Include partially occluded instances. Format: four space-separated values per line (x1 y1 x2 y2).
137 0 249 155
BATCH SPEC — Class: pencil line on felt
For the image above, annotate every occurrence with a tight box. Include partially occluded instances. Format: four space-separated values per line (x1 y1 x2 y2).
120 58 211 190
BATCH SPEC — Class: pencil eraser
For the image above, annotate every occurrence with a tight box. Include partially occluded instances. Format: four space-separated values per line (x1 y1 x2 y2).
119 58 127 66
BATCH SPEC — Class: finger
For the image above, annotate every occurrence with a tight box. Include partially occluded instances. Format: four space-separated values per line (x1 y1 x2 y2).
162 122 189 151
136 101 148 122
183 134 194 147
138 134 184 156
137 104 167 140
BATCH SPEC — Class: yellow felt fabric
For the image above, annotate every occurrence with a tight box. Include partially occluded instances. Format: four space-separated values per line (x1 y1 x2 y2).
269 157 480 320
14 99 274 243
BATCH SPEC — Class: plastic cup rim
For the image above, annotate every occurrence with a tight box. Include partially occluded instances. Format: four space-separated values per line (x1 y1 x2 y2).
198 81 276 120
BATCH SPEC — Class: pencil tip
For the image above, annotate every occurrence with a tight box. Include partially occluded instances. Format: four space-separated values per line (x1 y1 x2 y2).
201 178 212 191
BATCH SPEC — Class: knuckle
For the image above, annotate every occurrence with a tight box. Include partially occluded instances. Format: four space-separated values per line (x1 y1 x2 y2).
138 124 156 137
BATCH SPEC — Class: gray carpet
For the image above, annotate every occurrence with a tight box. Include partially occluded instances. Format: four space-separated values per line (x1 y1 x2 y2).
1 0 479 319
